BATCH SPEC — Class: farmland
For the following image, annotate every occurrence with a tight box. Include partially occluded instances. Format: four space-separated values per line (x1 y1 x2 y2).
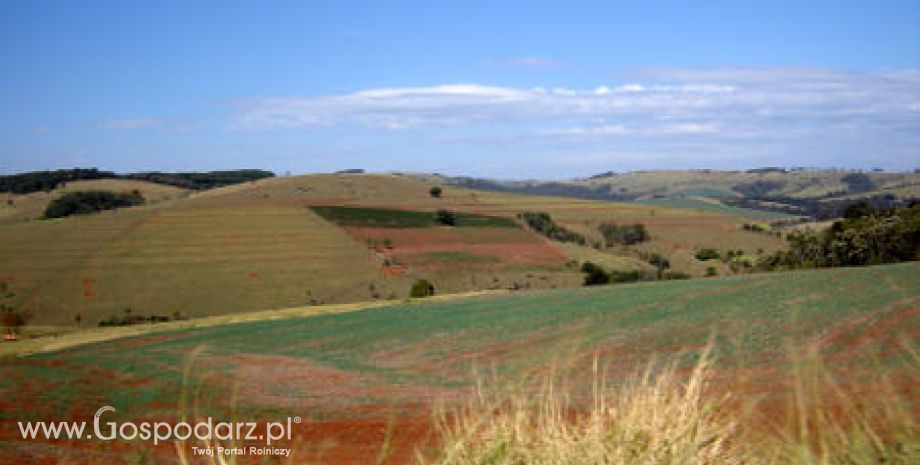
0 173 786 329
0 262 917 464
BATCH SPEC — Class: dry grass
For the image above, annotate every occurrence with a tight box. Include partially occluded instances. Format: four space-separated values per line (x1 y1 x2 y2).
418 342 920 465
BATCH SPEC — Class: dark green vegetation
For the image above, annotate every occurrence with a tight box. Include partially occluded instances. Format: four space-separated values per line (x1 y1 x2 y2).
695 248 721 261
429 186 443 198
0 168 274 194
42 190 145 219
579 260 688 286
436 209 456 226
2 263 916 428
310 205 519 228
597 221 649 246
410 279 435 298
580 262 644 285
122 169 274 190
760 203 920 269
519 211 587 245
0 168 116 194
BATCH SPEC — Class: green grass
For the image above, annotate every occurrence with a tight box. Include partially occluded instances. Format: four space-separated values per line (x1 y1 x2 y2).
2 263 917 419
310 205 519 228
1 263 918 463
637 197 797 220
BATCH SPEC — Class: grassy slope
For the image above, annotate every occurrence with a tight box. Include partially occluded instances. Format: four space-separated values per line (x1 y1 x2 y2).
0 179 188 223
0 173 785 327
0 261 914 465
0 263 917 464
576 170 920 201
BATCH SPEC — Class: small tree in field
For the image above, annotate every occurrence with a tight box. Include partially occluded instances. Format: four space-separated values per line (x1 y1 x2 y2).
429 186 443 198
410 279 435 298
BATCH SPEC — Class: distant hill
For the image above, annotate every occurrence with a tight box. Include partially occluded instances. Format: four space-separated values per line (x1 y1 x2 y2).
420 169 920 220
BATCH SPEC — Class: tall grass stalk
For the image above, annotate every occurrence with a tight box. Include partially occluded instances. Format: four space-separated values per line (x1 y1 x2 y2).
419 342 919 465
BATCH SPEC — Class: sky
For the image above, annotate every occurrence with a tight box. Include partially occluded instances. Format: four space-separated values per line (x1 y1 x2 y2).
1 0 919 179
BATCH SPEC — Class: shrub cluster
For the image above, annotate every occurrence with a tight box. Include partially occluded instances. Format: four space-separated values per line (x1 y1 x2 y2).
43 190 145 219
759 202 920 269
695 248 721 261
519 212 587 245
598 221 649 246
581 262 644 286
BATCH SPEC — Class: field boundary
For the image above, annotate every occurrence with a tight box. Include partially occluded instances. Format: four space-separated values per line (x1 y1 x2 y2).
0 289 508 359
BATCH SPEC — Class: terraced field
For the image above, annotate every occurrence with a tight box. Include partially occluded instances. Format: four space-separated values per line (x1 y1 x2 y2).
1 263 917 464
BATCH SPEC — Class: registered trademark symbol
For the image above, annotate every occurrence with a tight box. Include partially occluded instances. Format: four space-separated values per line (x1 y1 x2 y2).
294 416 302 424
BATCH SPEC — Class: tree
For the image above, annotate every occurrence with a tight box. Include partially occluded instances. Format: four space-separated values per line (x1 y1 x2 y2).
410 279 435 298
580 262 610 286
436 209 456 226
695 248 721 261
429 186 443 198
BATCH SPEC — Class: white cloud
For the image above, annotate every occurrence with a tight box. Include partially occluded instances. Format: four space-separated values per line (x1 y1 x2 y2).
233 68 920 167
660 123 718 134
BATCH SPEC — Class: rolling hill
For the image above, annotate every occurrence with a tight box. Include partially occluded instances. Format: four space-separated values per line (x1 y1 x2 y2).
0 173 786 328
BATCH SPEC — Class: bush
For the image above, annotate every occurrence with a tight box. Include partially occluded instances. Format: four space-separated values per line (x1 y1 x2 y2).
520 212 587 245
410 279 435 298
429 186 442 198
695 248 721 261
705 267 718 277
641 252 670 269
598 221 649 246
581 261 610 286
581 262 644 286
44 190 145 219
436 209 456 226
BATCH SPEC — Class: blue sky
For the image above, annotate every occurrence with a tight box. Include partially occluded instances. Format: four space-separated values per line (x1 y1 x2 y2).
2 1 919 178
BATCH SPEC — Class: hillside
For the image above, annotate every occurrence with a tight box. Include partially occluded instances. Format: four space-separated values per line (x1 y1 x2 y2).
0 173 785 327
1 263 917 464
428 169 920 220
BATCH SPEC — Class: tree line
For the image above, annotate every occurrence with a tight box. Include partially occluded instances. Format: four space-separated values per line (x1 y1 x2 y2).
0 168 275 194
758 202 920 269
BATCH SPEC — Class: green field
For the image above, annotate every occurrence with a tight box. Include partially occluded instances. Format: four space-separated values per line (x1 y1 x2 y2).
309 205 520 228
1 263 917 463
